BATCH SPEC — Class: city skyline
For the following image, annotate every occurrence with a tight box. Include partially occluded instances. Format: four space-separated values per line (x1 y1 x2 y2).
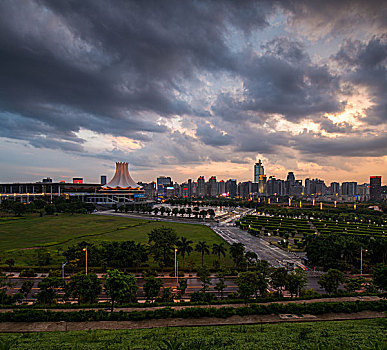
0 1 386 183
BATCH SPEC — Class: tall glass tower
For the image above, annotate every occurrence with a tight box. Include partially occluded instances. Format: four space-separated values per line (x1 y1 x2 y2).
254 160 264 183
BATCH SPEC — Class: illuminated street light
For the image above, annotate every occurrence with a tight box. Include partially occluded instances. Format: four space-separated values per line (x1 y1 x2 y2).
360 247 368 276
83 246 88 275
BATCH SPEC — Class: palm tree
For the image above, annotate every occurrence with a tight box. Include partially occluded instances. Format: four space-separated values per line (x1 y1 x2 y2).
177 237 193 269
195 241 210 267
212 243 227 266
229 242 245 267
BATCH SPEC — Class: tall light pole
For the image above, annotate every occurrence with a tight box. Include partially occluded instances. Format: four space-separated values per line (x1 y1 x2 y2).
83 246 88 275
174 248 178 286
61 261 68 279
360 247 367 276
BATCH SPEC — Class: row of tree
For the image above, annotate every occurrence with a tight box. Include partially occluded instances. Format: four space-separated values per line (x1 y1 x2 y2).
62 227 250 270
0 198 95 216
115 204 216 219
305 234 387 271
2 263 386 308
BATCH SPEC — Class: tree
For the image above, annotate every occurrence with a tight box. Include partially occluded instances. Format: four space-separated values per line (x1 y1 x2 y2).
65 272 102 305
207 209 215 219
195 241 210 267
270 267 288 296
245 251 258 267
345 277 365 293
159 206 166 216
0 273 14 305
19 280 34 302
172 208 179 217
104 269 138 311
212 243 227 266
236 271 267 300
148 227 178 267
176 279 188 300
153 207 160 216
285 269 307 297
177 237 193 269
186 207 192 218
179 208 186 217
156 287 174 302
37 249 51 266
36 277 62 305
197 266 211 293
143 276 163 302
372 264 387 291
318 269 346 294
230 243 245 268
199 209 207 219
256 260 271 279
214 271 226 299
5 259 15 269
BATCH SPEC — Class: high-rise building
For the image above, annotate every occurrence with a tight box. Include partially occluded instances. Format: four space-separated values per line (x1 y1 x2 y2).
370 176 382 201
225 179 237 197
254 160 267 194
157 176 172 198
341 182 358 196
238 181 252 198
254 160 265 183
330 182 340 195
218 180 226 196
197 176 205 197
208 176 218 197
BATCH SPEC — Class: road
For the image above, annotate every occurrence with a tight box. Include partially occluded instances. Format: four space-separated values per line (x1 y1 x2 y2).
211 225 303 269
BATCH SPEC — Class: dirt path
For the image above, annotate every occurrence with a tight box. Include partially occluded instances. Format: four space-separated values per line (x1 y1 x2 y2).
0 295 381 313
0 311 384 333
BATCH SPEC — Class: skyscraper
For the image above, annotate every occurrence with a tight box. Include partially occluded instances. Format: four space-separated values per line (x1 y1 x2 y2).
197 176 205 197
370 176 382 201
254 160 265 183
254 159 266 194
341 182 358 196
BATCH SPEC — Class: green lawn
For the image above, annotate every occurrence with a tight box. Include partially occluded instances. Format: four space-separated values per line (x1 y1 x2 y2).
0 214 232 268
0 318 385 349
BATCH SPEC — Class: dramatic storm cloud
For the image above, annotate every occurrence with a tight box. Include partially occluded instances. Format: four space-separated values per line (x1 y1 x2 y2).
0 0 386 183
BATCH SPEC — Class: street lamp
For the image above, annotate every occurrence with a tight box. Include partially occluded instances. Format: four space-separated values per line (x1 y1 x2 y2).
61 261 68 279
360 247 368 276
83 246 88 275
174 248 178 287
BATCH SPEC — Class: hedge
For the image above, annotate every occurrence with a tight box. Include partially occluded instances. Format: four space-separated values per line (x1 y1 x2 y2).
0 300 385 322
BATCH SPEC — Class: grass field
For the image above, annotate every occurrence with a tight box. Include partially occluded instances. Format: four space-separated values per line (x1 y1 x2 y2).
0 214 232 268
0 319 385 349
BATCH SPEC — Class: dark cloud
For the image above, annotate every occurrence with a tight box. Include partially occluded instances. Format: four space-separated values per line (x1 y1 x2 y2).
281 0 387 37
213 38 343 123
293 132 387 157
335 34 387 124
0 0 385 169
196 123 234 146
319 117 353 134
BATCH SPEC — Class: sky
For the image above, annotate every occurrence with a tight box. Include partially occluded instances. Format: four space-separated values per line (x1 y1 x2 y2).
0 0 386 185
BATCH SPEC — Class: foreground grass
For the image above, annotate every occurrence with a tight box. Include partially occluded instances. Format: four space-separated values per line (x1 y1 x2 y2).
0 318 386 349
0 214 231 267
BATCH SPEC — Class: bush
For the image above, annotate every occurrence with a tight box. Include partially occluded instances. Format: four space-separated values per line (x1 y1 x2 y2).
19 269 37 278
0 300 385 322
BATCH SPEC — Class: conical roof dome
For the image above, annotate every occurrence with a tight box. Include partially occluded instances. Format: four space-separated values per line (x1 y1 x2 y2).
102 162 142 189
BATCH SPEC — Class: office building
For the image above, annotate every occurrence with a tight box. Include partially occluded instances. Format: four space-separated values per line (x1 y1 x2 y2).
370 176 382 201
341 182 358 196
